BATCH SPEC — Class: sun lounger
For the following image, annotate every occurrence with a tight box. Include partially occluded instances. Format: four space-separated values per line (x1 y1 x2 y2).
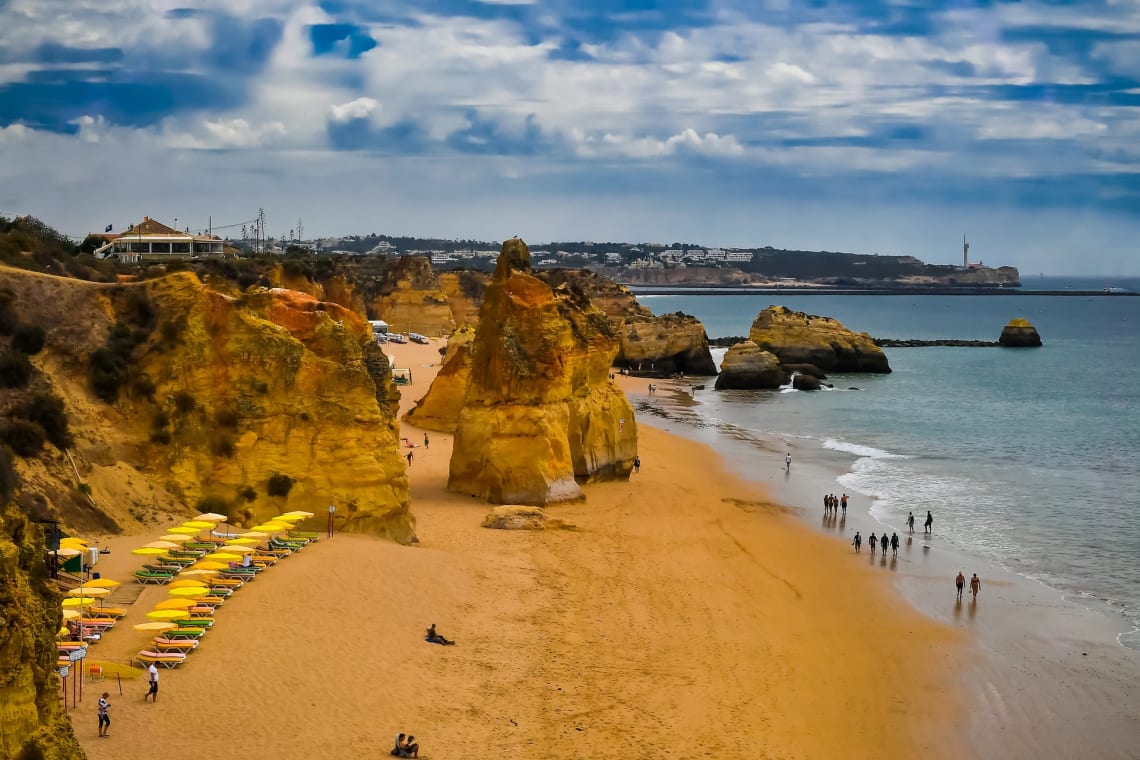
209 577 243 588
143 563 183 573
158 554 196 566
175 617 214 628
164 628 205 639
86 607 127 619
79 618 117 630
135 570 174 584
152 637 198 653
288 531 320 542
167 549 206 558
135 650 186 669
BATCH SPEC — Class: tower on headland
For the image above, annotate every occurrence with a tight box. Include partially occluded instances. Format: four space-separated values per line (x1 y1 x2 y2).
963 235 969 269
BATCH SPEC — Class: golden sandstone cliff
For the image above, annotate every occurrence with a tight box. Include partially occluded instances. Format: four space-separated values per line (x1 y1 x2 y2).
1 268 413 542
748 306 890 373
447 240 638 505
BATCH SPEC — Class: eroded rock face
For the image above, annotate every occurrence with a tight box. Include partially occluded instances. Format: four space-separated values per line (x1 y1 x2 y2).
370 256 455 336
481 504 569 530
998 318 1042 347
404 326 475 432
0 464 85 759
449 240 637 505
749 306 890 373
714 342 785 389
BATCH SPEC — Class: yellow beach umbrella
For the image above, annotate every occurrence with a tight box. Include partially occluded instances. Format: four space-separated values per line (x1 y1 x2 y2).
133 621 177 632
51 547 83 558
146 609 187 620
250 523 288 533
239 531 268 538
62 597 95 608
191 561 228 571
68 586 109 598
220 545 254 554
159 534 192 543
60 535 88 545
154 599 195 610
167 526 198 535
143 540 180 550
78 578 120 589
167 587 207 598
131 546 168 556
61 608 81 621
181 521 215 529
168 579 208 589
280 510 314 519
178 569 218 578
206 553 241 561
223 537 256 546
193 512 227 522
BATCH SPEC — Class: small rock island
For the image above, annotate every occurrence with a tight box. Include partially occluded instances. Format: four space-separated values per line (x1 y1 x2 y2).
999 318 1043 347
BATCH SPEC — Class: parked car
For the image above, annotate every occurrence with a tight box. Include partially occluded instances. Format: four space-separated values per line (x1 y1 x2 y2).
408 333 430 344
387 333 408 344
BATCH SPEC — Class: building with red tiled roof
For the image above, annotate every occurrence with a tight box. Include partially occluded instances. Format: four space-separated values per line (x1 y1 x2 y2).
94 216 225 263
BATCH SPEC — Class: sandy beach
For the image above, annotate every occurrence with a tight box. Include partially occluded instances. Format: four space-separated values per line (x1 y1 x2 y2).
71 340 968 760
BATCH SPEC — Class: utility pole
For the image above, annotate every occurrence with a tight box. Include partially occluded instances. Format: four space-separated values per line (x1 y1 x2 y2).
296 217 304 247
963 234 969 269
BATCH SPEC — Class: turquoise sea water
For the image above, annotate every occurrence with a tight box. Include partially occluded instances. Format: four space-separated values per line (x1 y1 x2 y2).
636 278 1140 649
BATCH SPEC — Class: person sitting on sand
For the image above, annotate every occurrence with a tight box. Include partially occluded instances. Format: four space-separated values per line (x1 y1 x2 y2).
401 735 419 758
426 623 455 646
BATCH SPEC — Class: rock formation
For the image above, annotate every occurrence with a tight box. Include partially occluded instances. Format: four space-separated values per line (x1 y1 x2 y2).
998 318 1043 347
714 342 785 389
369 256 455 336
404 326 475 432
448 240 637 505
0 453 85 759
1 268 414 542
748 306 890 373
481 504 570 530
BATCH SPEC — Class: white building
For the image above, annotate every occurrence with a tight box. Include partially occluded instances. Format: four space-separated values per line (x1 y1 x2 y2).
94 216 225 263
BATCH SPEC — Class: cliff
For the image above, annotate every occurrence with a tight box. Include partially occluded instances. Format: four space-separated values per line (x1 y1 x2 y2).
748 306 890 373
0 452 85 760
404 326 475 432
1 267 413 542
368 256 455 336
448 240 637 505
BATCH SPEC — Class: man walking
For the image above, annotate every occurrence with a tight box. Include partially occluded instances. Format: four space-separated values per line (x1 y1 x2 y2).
955 571 966 601
785 452 792 471
98 692 111 737
146 663 159 702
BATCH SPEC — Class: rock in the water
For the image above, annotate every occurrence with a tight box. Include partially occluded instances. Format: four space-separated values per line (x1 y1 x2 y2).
792 373 821 391
481 505 568 530
714 341 785 389
998 318 1042 347
749 306 890 373
617 312 718 375
780 363 827 379
449 239 637 505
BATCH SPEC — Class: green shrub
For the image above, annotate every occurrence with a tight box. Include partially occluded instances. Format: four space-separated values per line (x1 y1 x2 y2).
132 375 156 399
0 288 15 335
1 419 45 457
215 408 240 428
172 391 196 414
12 324 46 355
150 429 171 445
20 392 71 449
0 351 32 388
0 445 16 504
88 322 140 403
266 473 294 497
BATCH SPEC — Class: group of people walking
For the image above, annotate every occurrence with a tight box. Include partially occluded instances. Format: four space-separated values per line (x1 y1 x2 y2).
956 571 982 601
823 493 847 516
851 530 900 556
905 510 934 534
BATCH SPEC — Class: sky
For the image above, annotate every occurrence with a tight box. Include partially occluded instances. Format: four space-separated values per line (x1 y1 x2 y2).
0 0 1138 274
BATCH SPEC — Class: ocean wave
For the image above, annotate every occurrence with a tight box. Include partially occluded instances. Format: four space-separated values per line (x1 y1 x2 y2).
823 438 909 460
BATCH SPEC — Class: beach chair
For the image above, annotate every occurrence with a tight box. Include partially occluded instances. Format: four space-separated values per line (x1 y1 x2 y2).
135 569 174 584
135 650 186 669
209 577 243 588
168 549 206 559
152 637 198 653
143 562 183 573
79 618 117 631
218 569 256 581
164 628 205 640
158 554 196 566
86 607 127 619
287 531 320 543
175 617 214 628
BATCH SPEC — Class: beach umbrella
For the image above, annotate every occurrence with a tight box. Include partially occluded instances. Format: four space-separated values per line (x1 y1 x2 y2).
181 521 216 529
168 579 208 588
154 599 195 610
131 546 168 556
178 569 219 578
59 539 88 550
78 578 120 589
167 526 199 535
280 510 314 519
205 552 241 561
223 537 257 546
61 608 81 621
220 545 254 554
238 531 268 538
193 512 228 522
133 621 177 632
143 540 180 550
159 534 192 543
68 587 109 598
62 597 96 608
250 523 289 533
146 609 188 620
51 547 83 558
167 587 208 598
190 561 228 571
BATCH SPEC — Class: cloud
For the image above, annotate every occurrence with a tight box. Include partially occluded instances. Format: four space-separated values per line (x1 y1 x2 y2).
329 96 381 123
572 128 744 159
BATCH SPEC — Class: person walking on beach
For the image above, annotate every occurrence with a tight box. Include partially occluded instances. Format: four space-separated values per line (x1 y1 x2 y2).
852 532 862 553
841 493 848 515
823 494 830 515
423 433 429 449
955 571 966 601
970 573 981 600
145 663 158 702
924 511 934 535
907 511 915 533
406 451 413 466
868 533 878 554
890 532 899 557
633 455 641 473
97 692 110 737
785 452 792 471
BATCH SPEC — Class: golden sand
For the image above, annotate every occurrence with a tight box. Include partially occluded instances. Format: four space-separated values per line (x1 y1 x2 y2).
73 341 966 760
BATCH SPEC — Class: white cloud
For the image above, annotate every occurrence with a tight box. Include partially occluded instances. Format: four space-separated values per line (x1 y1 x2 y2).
572 128 744 159
329 97 381 123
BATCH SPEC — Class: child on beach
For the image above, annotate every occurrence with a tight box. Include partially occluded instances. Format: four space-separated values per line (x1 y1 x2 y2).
97 692 110 737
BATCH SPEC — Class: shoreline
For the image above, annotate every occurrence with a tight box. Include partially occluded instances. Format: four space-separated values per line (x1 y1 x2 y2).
629 376 1140 759
70 339 969 760
625 287 1136 297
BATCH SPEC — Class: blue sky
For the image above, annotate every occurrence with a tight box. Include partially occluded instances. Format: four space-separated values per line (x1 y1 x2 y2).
1 0 1138 273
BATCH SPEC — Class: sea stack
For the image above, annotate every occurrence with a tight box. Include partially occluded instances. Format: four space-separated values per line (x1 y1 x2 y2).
448 238 637 505
714 341 784 389
998 318 1042 347
748 306 891 373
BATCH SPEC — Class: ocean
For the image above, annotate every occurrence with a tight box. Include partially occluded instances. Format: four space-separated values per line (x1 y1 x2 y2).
634 277 1140 650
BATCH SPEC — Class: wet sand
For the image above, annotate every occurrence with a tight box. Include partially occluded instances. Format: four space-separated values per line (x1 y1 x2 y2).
72 341 967 760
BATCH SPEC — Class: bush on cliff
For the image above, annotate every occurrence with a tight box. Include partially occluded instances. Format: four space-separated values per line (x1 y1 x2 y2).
1 419 46 457
0 288 16 335
18 393 71 449
88 323 142 403
0 351 32 388
12 325 46 355
267 473 294 497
